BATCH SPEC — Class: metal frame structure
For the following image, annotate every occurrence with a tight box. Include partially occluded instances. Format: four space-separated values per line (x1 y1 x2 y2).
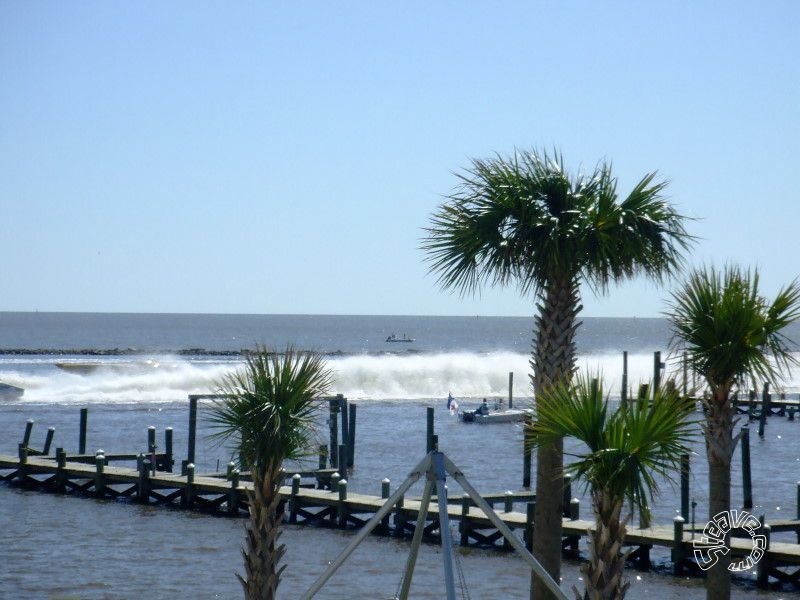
299 451 567 600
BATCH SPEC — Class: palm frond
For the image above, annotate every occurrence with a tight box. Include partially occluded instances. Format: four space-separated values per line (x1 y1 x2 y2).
667 266 800 395
527 372 696 519
421 148 694 300
207 346 333 475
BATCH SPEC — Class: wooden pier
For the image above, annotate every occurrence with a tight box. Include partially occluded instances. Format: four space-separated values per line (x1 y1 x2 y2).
3 448 800 590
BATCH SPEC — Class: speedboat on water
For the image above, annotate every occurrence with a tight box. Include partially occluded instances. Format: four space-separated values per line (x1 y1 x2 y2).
0 382 24 400
386 333 415 343
458 398 532 423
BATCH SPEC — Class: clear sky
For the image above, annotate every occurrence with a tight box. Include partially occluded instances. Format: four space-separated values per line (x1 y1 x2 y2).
1 2 798 317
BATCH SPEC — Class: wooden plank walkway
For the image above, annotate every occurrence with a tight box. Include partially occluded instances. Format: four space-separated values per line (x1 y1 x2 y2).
2 452 800 589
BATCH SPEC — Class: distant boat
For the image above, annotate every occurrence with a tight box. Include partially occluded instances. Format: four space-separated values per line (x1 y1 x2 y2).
386 333 415 343
0 382 24 400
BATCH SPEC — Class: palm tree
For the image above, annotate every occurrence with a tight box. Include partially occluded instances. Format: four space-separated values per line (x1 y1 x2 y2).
422 148 692 597
208 346 333 600
528 373 696 600
667 266 800 600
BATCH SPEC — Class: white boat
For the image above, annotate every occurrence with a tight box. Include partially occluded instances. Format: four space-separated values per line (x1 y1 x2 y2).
0 382 24 400
459 399 532 424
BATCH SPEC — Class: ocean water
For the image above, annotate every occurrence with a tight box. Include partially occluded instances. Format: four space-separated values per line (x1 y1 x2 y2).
1 312 799 598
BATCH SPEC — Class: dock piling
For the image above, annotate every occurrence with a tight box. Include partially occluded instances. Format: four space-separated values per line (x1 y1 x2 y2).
22 420 34 448
621 351 628 408
672 516 685 575
79 408 88 454
164 427 173 472
680 454 690 521
508 372 514 409
95 450 105 497
759 383 770 437
426 407 434 454
742 426 753 509
347 403 357 468
187 396 198 468
43 427 55 455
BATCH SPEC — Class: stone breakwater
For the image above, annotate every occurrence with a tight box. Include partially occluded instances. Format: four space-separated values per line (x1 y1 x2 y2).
0 348 244 356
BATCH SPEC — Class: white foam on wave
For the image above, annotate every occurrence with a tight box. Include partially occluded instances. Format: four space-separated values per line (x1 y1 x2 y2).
329 351 676 401
8 359 238 405
6 350 800 405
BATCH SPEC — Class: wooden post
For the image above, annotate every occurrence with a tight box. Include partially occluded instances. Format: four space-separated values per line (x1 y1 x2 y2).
563 473 572 518
318 444 327 471
289 473 302 523
653 351 664 393
758 382 770 437
183 463 195 508
672 516 685 575
756 522 771 589
79 408 88 454
164 427 173 472
55 447 67 493
508 371 514 409
187 396 198 467
680 453 690 520
524 501 536 551
43 427 55 455
460 494 471 546
742 426 753 509
329 398 339 469
228 469 240 515
682 351 688 396
394 493 406 533
137 453 151 504
347 403 357 468
338 444 347 478
380 478 391 531
18 442 28 465
95 451 105 497
22 420 34 448
337 479 348 528
426 406 435 454
523 414 532 488
339 395 349 465
567 498 580 555
621 351 628 408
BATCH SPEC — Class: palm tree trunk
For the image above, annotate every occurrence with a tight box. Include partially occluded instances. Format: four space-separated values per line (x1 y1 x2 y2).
581 490 629 600
531 276 581 600
704 389 735 600
240 462 286 600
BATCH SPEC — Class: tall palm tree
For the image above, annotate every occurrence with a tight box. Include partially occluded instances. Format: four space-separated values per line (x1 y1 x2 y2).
208 346 333 600
667 266 800 600
528 373 696 600
422 148 692 597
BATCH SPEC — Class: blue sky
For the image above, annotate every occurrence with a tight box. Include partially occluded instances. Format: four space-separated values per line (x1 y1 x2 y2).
1 2 798 317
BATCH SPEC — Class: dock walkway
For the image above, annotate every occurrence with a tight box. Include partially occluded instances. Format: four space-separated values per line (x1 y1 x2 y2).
3 451 800 589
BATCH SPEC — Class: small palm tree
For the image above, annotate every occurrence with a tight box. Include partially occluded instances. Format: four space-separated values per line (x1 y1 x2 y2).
422 148 692 598
208 346 333 600
667 266 800 600
528 373 696 600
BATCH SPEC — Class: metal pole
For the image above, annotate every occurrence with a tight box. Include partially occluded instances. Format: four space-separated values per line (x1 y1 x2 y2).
442 454 568 599
398 476 435 600
433 453 458 600
299 454 433 600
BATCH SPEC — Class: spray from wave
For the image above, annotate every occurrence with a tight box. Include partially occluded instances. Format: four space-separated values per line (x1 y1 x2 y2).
7 351 800 405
